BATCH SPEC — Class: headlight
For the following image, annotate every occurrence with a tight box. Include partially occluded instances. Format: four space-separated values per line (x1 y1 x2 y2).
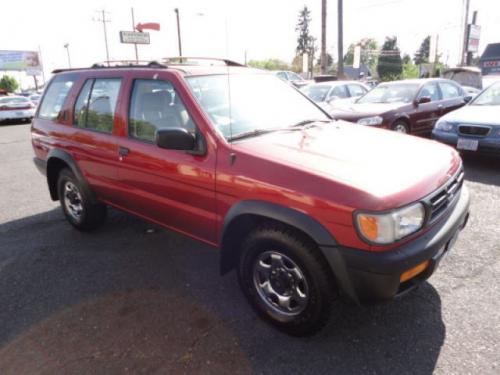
357 116 383 126
435 120 454 132
355 203 425 245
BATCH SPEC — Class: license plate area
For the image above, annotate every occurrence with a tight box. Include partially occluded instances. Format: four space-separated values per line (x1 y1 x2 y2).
457 138 478 151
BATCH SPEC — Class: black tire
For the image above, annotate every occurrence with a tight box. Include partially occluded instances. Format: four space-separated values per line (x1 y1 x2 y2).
57 168 107 231
392 120 409 133
238 223 337 336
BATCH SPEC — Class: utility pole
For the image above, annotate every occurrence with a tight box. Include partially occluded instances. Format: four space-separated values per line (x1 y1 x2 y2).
131 8 139 63
337 0 344 78
320 0 327 74
64 43 71 68
94 10 111 66
466 10 478 66
174 8 183 60
461 0 470 66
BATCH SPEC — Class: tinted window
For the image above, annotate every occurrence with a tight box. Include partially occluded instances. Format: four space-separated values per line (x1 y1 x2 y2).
129 79 196 142
330 85 349 99
439 82 461 99
418 83 441 102
74 78 121 133
348 84 367 97
38 75 77 120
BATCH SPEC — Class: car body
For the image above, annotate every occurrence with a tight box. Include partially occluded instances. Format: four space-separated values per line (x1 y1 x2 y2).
274 70 310 88
433 80 500 156
483 74 500 89
330 78 470 135
31 60 469 335
300 81 370 110
0 95 36 123
29 94 42 106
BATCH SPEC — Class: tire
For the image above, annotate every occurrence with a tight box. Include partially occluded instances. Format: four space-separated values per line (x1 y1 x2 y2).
57 168 107 231
392 120 409 133
238 223 337 336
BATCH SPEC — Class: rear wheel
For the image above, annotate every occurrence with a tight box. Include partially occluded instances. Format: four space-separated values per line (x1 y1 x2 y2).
238 223 337 336
57 168 107 231
392 120 409 133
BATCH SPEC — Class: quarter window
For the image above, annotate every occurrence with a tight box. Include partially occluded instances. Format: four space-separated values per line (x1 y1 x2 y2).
74 78 121 133
128 79 196 142
439 82 461 99
38 74 77 120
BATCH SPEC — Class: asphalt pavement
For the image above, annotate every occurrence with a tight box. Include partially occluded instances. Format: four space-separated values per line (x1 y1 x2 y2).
0 123 498 374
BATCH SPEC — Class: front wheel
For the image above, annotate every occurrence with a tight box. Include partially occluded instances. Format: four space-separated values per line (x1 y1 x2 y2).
392 121 409 133
238 224 337 336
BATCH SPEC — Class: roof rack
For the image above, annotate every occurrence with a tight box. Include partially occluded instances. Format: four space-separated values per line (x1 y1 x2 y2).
161 56 245 67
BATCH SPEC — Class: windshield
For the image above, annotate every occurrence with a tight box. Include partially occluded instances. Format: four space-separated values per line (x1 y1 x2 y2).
471 82 500 106
357 83 418 104
301 85 330 102
186 73 328 140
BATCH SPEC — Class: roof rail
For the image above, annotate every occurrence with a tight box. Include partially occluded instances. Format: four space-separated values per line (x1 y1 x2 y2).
161 56 245 67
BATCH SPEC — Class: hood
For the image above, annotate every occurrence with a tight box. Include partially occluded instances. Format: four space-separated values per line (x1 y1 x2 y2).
442 104 500 126
233 121 461 210
330 102 406 120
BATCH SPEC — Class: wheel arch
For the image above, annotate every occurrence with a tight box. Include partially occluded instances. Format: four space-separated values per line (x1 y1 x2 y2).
392 116 411 132
219 200 337 275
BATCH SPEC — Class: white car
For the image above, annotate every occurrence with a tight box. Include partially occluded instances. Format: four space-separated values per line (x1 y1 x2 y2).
0 96 36 123
300 81 370 111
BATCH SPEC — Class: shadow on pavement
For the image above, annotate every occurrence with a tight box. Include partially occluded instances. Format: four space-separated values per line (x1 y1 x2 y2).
0 208 445 374
462 154 500 186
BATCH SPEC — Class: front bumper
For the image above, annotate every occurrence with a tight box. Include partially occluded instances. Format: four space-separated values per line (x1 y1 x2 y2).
321 186 470 304
432 129 500 156
0 109 35 121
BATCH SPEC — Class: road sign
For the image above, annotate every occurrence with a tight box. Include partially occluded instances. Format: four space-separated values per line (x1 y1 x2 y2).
467 25 481 53
120 31 150 45
136 22 160 32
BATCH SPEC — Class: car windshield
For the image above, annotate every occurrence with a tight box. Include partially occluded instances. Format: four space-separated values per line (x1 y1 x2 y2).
301 85 331 102
0 97 28 104
471 82 500 106
357 83 418 104
185 73 329 140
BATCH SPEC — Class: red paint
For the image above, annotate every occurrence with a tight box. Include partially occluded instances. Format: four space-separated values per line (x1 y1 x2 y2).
135 22 160 32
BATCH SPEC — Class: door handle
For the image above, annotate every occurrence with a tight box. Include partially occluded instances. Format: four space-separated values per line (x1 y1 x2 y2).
118 146 130 157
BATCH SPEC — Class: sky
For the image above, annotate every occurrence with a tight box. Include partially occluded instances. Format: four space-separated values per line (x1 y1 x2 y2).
2 0 499 89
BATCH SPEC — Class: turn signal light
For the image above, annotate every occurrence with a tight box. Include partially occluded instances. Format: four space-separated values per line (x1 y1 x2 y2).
400 260 429 283
358 215 378 241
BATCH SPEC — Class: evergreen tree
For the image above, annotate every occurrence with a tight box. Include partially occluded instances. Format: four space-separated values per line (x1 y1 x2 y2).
377 36 403 81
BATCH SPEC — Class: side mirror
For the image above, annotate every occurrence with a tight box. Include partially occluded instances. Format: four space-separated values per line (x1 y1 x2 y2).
464 95 473 103
415 96 431 105
155 128 195 151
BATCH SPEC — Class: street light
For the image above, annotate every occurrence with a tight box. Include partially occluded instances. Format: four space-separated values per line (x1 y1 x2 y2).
64 43 71 68
174 8 182 60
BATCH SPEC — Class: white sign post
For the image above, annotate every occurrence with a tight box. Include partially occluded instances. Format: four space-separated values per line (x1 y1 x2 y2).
119 31 150 45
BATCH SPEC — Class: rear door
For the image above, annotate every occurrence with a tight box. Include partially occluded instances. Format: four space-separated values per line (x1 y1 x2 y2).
438 81 466 115
114 71 217 244
413 82 442 133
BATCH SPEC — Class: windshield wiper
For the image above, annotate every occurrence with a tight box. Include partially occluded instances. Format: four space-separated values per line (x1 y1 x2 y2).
291 119 331 128
228 128 289 142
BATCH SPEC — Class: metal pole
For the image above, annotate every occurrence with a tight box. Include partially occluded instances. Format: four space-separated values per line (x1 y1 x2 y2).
38 46 46 86
175 8 182 61
64 44 71 68
102 10 111 66
131 8 139 63
321 0 327 74
461 0 470 66
466 10 477 66
337 0 344 78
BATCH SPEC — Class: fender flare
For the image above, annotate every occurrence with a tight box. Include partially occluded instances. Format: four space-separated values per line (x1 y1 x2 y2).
46 149 97 203
219 200 337 275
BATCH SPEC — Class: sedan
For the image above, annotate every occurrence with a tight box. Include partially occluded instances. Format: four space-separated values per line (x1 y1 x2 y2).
274 71 310 88
432 80 500 156
29 94 42 106
300 81 369 110
0 96 36 123
330 78 470 135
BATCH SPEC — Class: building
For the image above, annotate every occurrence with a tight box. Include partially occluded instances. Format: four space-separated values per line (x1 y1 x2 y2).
479 43 500 76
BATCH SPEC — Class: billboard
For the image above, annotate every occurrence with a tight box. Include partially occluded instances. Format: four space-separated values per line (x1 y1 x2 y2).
0 50 42 74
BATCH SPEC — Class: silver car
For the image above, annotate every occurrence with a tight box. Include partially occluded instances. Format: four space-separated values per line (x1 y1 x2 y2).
0 96 36 123
432 80 500 156
300 81 370 111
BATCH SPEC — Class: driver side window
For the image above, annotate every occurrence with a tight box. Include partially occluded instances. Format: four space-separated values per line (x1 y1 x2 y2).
418 83 441 102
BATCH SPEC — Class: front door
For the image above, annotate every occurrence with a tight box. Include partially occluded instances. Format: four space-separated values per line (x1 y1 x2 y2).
413 82 442 134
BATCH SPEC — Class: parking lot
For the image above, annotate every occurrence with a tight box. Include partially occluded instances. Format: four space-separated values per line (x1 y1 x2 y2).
0 122 498 374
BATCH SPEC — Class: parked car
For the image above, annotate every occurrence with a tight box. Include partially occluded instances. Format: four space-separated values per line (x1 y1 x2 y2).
442 67 482 92
0 95 36 123
330 78 471 135
29 93 42 106
32 60 469 336
432 80 500 156
274 70 310 88
300 81 370 110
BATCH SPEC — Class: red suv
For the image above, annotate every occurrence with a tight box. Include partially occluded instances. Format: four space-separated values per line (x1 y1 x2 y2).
32 59 470 336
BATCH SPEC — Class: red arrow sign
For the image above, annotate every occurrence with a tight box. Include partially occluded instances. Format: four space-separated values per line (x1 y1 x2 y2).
136 22 160 32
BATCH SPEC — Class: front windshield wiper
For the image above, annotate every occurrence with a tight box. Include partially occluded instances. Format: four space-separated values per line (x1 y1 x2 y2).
228 128 290 142
291 119 331 128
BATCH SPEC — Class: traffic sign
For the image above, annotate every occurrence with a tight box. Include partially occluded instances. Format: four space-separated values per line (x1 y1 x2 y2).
120 31 150 45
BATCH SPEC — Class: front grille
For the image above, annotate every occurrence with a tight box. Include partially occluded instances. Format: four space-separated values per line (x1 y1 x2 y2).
458 125 491 137
428 168 464 221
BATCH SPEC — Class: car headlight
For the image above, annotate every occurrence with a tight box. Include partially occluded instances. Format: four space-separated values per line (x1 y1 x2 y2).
357 116 384 126
435 120 454 132
355 203 425 245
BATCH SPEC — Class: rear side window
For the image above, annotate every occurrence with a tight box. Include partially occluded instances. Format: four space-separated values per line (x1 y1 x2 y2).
38 74 77 120
330 85 348 99
439 82 462 99
129 79 196 142
74 78 121 133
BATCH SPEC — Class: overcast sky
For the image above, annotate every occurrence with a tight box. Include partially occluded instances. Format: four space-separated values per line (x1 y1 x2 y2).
2 0 499 88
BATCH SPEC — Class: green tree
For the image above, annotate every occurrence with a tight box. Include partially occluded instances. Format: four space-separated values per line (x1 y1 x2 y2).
414 36 430 65
377 36 403 81
344 38 378 70
0 75 19 93
295 6 316 74
247 59 291 71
